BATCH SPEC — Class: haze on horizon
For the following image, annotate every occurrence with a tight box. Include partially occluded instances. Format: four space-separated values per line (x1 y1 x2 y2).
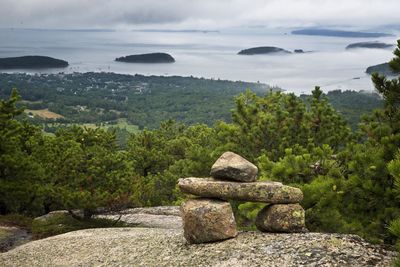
0 0 399 30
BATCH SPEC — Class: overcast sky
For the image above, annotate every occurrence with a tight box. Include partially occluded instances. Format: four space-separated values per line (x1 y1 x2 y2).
1 0 399 29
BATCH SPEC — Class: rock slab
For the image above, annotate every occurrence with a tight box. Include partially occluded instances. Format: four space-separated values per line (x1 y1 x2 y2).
210 151 258 182
180 199 237 244
178 177 303 203
0 228 396 266
256 204 306 233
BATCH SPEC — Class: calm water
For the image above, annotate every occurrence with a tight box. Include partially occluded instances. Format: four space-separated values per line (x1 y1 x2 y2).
0 28 398 94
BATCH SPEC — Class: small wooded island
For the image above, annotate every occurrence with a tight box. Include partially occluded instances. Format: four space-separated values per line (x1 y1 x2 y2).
0 56 69 69
238 46 291 55
115 53 175 63
346 42 393 50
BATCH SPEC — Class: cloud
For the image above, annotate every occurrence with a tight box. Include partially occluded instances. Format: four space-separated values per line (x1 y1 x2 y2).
0 0 399 29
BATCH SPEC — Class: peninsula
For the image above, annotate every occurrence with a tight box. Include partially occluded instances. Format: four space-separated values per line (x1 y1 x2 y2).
366 62 398 76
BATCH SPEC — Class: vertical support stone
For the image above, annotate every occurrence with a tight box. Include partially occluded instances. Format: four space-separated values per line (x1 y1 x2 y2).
180 198 238 244
255 204 306 233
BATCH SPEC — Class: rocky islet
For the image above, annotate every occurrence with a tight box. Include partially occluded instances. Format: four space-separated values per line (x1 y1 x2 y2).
178 151 306 244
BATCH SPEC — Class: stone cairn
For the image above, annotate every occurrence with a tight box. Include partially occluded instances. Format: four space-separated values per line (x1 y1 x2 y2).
178 151 306 244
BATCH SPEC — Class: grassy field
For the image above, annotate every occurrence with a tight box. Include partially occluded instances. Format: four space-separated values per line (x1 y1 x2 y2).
81 119 139 133
46 118 139 134
25 109 64 119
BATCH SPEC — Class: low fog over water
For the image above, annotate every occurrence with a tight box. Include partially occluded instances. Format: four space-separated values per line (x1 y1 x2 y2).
0 28 398 94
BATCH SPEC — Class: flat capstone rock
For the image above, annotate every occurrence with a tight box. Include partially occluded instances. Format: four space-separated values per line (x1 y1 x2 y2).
178 178 303 203
210 151 258 182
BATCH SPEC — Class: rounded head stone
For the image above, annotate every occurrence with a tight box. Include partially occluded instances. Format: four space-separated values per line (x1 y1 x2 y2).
210 152 258 182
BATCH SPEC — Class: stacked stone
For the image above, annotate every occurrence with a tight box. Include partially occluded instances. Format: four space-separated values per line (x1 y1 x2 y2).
179 151 306 244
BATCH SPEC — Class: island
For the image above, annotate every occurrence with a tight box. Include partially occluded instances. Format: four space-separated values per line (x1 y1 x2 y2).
292 28 392 38
238 46 291 55
0 56 69 69
115 53 175 63
346 42 393 50
366 62 398 76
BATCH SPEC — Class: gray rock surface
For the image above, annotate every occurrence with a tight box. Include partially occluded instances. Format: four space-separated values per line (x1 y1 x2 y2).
210 151 258 182
118 206 180 216
0 228 396 266
181 199 237 244
178 177 303 203
256 204 306 233
96 206 182 229
33 210 70 222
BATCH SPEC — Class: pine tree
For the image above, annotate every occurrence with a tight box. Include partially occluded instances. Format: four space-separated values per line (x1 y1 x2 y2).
0 89 46 215
338 39 400 242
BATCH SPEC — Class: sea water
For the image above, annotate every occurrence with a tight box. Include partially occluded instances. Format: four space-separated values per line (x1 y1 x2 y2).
0 27 398 94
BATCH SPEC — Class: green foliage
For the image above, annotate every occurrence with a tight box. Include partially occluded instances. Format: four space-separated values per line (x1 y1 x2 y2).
308 87 352 149
0 91 138 218
0 89 47 215
335 40 400 243
322 90 382 130
220 88 351 163
236 202 264 228
389 151 400 264
301 175 347 233
38 127 136 218
227 90 312 160
128 121 219 206
389 40 400 72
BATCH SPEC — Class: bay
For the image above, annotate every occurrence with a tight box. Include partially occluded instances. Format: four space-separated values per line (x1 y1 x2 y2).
0 28 398 94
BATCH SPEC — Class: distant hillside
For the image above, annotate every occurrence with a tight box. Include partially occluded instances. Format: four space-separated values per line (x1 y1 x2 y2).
346 42 393 50
0 72 386 131
366 63 399 76
292 29 392 38
301 90 383 129
0 56 68 69
115 53 175 63
238 47 291 55
0 72 272 129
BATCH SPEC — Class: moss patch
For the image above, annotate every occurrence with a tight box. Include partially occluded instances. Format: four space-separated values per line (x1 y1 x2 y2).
31 213 129 239
0 214 32 228
0 228 14 240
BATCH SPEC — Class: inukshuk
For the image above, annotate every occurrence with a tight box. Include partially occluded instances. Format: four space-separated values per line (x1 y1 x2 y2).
178 151 306 244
